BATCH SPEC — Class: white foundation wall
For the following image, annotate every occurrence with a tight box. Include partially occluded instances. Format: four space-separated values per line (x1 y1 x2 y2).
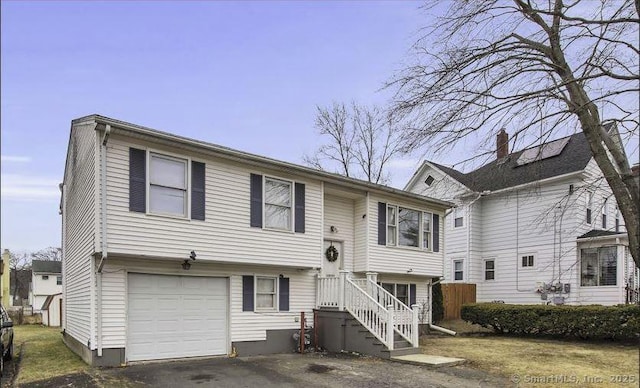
97 257 318 350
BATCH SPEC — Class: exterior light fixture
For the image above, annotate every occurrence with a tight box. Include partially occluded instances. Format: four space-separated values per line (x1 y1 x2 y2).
182 250 197 270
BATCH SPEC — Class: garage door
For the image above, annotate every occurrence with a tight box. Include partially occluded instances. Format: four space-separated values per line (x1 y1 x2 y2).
127 273 228 362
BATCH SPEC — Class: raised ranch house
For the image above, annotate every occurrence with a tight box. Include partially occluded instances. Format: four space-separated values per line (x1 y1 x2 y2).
60 115 451 366
406 126 639 306
30 260 62 313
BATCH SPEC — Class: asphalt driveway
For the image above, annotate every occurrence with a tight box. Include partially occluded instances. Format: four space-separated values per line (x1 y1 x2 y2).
96 352 509 388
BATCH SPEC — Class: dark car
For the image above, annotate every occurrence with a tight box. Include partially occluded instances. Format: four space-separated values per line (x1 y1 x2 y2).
0 304 14 377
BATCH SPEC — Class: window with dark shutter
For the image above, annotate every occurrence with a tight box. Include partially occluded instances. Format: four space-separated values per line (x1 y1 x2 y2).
242 275 254 311
250 174 263 227
378 202 387 245
294 183 305 233
191 161 205 220
129 148 146 212
433 214 440 252
279 277 290 311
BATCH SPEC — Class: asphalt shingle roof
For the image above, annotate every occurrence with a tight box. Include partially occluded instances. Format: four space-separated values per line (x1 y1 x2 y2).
431 132 593 192
31 260 62 274
577 230 625 239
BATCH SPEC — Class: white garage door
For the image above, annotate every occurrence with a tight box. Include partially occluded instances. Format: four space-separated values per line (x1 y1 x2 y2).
127 273 228 362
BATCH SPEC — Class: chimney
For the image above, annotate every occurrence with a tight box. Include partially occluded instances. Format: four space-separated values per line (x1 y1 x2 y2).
631 164 640 176
496 129 509 159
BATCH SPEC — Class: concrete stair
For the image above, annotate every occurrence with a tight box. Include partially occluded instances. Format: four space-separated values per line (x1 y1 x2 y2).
344 316 421 359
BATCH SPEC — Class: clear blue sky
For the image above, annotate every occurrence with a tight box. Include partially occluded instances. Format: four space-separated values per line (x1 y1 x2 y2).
1 1 430 252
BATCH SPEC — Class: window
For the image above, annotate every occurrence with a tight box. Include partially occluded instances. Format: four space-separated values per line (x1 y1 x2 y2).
453 260 464 281
56 276 62 285
484 260 495 281
586 191 593 224
424 175 435 186
581 247 617 286
42 275 49 280
255 277 277 310
149 153 187 217
453 207 464 228
615 205 620 232
379 282 416 307
395 284 409 306
422 212 432 250
398 207 420 247
264 177 292 231
387 205 397 246
602 198 607 229
521 255 535 268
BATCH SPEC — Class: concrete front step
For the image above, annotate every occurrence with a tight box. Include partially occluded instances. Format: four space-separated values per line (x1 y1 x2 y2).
383 347 422 357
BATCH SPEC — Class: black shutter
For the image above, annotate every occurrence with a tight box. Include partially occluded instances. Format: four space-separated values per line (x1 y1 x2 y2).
409 284 417 306
433 214 440 252
378 202 387 245
250 174 263 227
294 183 305 233
279 277 290 311
242 275 254 311
191 161 205 220
129 148 146 212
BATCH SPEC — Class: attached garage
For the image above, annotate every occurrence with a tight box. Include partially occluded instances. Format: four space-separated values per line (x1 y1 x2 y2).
127 273 228 362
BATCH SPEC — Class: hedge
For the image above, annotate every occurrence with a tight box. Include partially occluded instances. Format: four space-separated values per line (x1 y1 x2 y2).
461 303 640 341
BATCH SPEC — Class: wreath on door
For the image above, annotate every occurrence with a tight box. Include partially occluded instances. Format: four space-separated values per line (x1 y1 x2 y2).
325 245 339 262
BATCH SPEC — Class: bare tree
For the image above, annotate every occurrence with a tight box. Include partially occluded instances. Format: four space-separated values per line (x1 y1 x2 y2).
31 247 62 262
388 0 640 267
9 251 31 304
304 102 403 185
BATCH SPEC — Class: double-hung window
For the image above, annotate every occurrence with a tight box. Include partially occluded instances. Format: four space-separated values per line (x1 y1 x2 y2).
264 177 292 231
601 198 607 229
453 260 464 281
255 277 277 310
387 205 397 246
453 207 464 228
149 153 188 217
422 212 432 250
398 207 420 247
484 260 495 281
56 276 62 285
615 205 620 232
586 191 593 224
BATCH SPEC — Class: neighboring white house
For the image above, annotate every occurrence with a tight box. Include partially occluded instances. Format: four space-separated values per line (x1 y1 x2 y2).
60 115 452 366
406 125 639 306
30 260 62 312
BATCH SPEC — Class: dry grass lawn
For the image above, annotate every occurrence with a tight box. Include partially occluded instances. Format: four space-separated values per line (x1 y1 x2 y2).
13 325 88 385
422 335 639 387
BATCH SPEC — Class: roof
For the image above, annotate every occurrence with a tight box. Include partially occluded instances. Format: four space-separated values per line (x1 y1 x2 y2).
31 260 62 274
41 293 63 310
577 230 627 240
71 114 453 209
426 132 593 192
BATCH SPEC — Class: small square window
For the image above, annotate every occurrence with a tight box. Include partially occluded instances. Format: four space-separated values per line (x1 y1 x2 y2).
521 255 534 267
42 275 49 280
424 175 435 186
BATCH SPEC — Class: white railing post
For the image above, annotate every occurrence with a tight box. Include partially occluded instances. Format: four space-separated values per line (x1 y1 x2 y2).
411 304 420 347
387 304 394 350
366 272 378 299
338 270 348 311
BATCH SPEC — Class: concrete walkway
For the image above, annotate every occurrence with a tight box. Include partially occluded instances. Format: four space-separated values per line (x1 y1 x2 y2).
391 354 466 367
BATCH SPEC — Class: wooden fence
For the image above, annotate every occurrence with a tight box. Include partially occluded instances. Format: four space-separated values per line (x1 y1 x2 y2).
441 283 476 320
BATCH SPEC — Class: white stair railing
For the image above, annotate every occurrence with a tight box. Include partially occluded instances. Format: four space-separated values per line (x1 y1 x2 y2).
343 277 394 350
366 279 419 347
317 276 340 308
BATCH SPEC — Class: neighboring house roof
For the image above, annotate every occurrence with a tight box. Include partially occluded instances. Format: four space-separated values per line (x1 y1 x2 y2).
31 260 62 274
69 114 453 209
577 230 627 240
422 132 592 193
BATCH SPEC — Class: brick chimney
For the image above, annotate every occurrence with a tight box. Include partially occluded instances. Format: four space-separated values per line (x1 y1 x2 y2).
496 129 509 159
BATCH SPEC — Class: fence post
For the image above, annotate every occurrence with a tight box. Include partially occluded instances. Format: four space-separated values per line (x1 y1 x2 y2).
387 304 394 350
338 270 348 311
411 304 419 347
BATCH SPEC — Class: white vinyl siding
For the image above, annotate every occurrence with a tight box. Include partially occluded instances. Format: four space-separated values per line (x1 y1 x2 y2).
323 194 355 272
62 122 97 347
105 135 322 268
353 197 367 272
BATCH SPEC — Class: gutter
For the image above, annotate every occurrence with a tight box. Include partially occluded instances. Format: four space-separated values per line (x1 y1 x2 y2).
96 124 110 357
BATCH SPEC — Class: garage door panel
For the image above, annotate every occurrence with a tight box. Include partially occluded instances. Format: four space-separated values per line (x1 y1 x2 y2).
127 274 228 362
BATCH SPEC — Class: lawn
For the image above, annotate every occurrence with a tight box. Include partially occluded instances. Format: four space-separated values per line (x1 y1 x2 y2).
422 329 639 387
12 325 88 385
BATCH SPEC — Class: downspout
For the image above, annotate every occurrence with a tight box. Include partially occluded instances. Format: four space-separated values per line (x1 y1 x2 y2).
427 278 456 336
97 124 110 357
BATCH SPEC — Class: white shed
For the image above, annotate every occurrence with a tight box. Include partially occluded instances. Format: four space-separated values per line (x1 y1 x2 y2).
41 293 63 327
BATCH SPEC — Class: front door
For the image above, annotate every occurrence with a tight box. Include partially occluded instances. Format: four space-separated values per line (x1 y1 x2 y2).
322 240 343 277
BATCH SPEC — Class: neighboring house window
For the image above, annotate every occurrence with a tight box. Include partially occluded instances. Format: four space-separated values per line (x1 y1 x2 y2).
380 282 417 306
398 207 420 247
484 260 495 281
453 260 464 281
586 191 593 224
264 177 293 231
521 255 534 268
42 275 49 280
255 277 277 310
601 198 607 229
149 153 188 217
422 212 432 250
387 205 397 246
580 247 617 286
453 207 464 228
56 276 62 285
615 205 620 232
424 175 435 186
